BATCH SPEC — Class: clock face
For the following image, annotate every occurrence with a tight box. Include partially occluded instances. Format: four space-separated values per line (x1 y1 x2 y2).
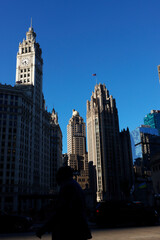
21 58 29 66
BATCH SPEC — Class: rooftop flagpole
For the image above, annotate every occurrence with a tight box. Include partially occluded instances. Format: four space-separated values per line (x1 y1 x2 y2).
92 73 97 85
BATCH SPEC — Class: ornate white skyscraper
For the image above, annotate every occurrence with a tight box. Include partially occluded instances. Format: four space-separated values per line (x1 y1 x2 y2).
15 24 43 106
0 24 62 212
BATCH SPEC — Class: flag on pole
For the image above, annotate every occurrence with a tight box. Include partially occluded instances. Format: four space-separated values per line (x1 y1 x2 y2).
92 73 96 76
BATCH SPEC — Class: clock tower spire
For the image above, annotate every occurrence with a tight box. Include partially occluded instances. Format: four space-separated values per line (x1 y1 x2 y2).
15 24 43 106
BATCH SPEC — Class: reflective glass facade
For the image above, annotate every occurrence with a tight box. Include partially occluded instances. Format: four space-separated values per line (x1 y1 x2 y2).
144 110 160 134
131 126 159 162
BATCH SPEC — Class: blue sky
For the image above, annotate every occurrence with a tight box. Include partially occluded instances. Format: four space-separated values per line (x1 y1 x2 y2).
1 0 160 153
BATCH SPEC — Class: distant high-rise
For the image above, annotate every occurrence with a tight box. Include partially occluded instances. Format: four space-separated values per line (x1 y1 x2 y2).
86 83 123 201
67 109 86 155
67 110 89 189
144 110 160 134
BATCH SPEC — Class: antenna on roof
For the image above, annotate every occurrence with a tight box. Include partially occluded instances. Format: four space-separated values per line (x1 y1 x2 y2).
31 17 32 28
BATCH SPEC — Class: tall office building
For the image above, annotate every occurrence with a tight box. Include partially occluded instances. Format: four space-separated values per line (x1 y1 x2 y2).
67 109 86 155
67 110 89 189
144 110 160 134
0 25 62 211
87 83 123 201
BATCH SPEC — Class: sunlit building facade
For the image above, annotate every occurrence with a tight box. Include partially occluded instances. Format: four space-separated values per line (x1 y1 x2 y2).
0 25 62 211
86 83 123 201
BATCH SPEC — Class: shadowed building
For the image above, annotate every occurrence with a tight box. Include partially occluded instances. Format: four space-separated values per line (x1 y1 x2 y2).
131 125 160 206
120 128 134 198
131 125 159 176
50 108 62 193
151 152 160 201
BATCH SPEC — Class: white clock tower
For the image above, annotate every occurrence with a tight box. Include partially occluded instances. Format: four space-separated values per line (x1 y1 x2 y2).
15 24 43 106
15 24 47 196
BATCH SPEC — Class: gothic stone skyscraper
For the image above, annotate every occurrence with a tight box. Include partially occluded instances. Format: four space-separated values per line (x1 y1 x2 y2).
87 83 123 201
67 110 89 189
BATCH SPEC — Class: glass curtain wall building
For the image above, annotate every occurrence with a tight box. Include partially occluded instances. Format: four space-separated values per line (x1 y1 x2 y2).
144 110 160 135
131 125 159 162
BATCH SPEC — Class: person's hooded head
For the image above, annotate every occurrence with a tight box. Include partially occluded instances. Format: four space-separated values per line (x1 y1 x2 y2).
56 166 73 185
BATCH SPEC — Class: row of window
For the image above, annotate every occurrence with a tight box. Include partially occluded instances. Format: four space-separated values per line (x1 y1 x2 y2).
17 79 30 84
0 94 18 100
0 107 18 113
0 114 17 120
20 73 30 78
0 120 17 127
21 47 31 54
0 127 16 133
21 68 30 73
0 100 18 106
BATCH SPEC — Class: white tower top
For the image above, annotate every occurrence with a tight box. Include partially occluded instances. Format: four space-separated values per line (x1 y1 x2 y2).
15 24 43 106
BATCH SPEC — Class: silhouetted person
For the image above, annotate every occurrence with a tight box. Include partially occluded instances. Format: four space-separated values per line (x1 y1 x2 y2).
36 166 92 240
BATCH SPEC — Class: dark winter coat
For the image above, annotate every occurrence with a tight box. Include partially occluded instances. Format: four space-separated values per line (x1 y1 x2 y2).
37 179 92 240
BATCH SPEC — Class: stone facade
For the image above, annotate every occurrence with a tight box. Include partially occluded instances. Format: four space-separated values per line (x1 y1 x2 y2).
0 25 62 212
87 83 128 201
